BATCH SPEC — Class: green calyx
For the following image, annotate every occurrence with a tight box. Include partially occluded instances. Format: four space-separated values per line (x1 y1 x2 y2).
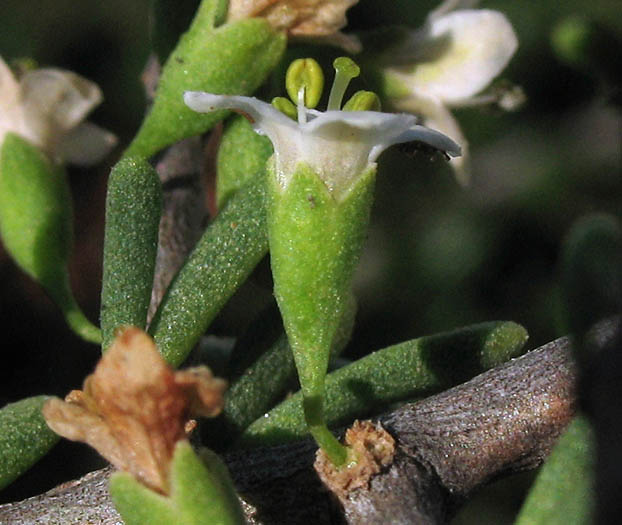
267 162 376 464
110 441 245 525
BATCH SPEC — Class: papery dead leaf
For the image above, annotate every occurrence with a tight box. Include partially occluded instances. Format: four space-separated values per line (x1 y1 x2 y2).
43 326 227 493
227 0 361 53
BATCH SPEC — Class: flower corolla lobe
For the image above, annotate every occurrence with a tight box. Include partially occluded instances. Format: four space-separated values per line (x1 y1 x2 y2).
184 91 460 199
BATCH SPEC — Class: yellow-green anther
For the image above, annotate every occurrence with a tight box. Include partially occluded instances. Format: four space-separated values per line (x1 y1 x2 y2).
342 90 382 112
327 56 360 111
271 96 297 120
285 58 324 109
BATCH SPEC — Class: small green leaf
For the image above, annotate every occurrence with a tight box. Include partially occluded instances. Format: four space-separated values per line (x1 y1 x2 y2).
216 114 273 210
149 173 268 367
126 14 286 159
515 415 595 525
100 156 162 350
0 396 59 490
238 321 528 448
0 133 100 343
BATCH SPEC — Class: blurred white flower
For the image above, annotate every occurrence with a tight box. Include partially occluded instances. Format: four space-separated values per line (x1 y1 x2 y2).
0 56 116 165
375 0 519 184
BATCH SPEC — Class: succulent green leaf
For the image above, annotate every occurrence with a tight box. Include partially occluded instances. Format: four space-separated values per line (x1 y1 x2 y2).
0 133 100 343
515 415 595 525
238 320 529 448
0 396 59 490
216 114 273 210
149 173 268 367
126 16 286 159
110 442 244 525
100 157 162 350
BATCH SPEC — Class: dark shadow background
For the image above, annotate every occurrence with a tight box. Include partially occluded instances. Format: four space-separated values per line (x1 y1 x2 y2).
0 0 620 521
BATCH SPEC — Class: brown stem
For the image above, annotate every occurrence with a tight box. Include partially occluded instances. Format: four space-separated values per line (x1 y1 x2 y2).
146 136 208 325
3 320 618 524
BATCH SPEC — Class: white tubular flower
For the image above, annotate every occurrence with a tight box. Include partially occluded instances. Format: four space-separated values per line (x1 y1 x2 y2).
184 83 459 201
377 1 518 184
186 57 461 467
0 55 116 166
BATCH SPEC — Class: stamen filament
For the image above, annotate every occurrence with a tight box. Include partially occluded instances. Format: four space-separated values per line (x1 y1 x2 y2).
297 87 307 125
327 57 360 111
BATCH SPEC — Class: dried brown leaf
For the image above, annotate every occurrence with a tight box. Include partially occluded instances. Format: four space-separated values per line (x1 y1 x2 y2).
227 0 361 52
314 420 395 502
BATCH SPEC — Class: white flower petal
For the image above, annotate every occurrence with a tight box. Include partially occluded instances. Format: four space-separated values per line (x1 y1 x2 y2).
394 92 469 185
391 10 518 104
186 91 460 197
56 122 118 166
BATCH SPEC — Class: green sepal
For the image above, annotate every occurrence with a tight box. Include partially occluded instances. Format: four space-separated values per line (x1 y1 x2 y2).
110 441 244 525
100 156 162 350
237 320 528 448
126 12 286 159
267 163 375 407
0 396 60 490
216 114 273 210
0 133 100 343
515 415 595 525
149 173 268 367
